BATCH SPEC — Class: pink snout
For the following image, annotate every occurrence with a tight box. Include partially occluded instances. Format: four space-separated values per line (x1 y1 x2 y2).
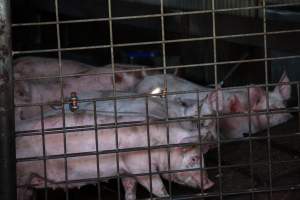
200 177 214 190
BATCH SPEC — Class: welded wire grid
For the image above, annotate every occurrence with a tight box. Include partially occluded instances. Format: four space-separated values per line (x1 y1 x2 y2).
11 0 300 200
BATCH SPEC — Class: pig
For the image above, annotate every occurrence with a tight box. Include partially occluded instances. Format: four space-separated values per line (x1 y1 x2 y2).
13 56 158 121
16 111 214 200
45 90 223 139
135 72 292 139
17 146 212 200
220 72 292 138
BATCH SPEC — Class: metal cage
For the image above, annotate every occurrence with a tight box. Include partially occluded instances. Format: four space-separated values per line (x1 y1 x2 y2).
1 0 300 200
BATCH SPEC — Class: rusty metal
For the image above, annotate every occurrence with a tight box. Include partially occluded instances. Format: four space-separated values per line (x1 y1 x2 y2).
69 92 79 112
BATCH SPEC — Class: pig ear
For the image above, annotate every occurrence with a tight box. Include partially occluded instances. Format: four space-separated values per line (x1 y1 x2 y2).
207 89 223 112
177 136 198 153
274 71 291 100
249 87 265 107
228 95 243 113
179 136 211 154
180 136 199 144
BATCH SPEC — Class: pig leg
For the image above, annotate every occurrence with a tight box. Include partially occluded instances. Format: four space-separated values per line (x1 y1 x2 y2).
17 173 39 200
136 175 168 198
18 173 57 200
17 188 33 200
122 177 137 200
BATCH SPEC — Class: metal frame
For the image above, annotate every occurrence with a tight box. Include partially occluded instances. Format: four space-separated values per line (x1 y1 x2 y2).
0 1 15 200
5 0 300 200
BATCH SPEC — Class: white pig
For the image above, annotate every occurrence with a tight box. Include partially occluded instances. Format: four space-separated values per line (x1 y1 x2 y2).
46 90 223 139
13 57 157 121
16 111 214 200
135 72 292 139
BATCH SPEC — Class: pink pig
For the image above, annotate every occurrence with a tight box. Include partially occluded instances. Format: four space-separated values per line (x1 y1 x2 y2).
16 112 214 200
135 72 292 139
220 72 292 138
13 57 156 120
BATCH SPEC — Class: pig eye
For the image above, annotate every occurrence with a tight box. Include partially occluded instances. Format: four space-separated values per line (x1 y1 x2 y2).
180 101 188 107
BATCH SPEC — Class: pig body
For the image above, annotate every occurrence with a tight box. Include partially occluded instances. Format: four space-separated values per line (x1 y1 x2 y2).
135 73 292 139
17 148 212 200
13 57 155 121
16 111 213 154
46 90 213 133
16 111 214 200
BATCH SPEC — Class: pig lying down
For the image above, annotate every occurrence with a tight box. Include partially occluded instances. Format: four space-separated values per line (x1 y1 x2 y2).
136 72 292 138
16 111 214 200
13 57 157 121
45 90 222 140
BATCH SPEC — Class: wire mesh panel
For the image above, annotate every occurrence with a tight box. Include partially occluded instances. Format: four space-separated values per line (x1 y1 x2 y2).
7 0 300 200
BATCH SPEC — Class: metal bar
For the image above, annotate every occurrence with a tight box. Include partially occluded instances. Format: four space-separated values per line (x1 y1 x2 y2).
40 105 48 200
54 0 70 199
14 130 300 158
10 0 300 199
10 2 300 28
15 156 300 181
262 1 273 199
107 1 122 200
160 0 173 199
145 96 153 199
0 0 15 200
12 28 300 56
211 1 224 199
93 101 102 200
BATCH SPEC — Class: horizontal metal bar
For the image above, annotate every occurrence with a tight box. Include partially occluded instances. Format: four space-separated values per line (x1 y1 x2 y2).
16 158 300 188
14 104 299 135
12 28 300 56
11 2 300 28
13 79 299 106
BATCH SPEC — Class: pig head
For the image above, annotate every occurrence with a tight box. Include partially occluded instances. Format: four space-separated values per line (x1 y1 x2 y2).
220 72 292 138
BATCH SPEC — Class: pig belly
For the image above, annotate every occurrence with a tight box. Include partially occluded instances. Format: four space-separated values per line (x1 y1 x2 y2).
17 154 123 190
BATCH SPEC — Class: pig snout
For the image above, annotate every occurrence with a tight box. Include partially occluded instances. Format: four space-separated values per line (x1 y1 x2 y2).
200 175 214 190
174 170 214 190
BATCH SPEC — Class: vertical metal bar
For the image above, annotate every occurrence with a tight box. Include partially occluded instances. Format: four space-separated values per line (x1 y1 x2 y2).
262 0 273 199
54 1 69 200
107 1 121 200
159 0 172 198
297 83 300 132
145 97 153 199
93 101 102 200
196 91 204 194
40 105 48 200
247 87 255 200
211 0 223 200
0 0 15 200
